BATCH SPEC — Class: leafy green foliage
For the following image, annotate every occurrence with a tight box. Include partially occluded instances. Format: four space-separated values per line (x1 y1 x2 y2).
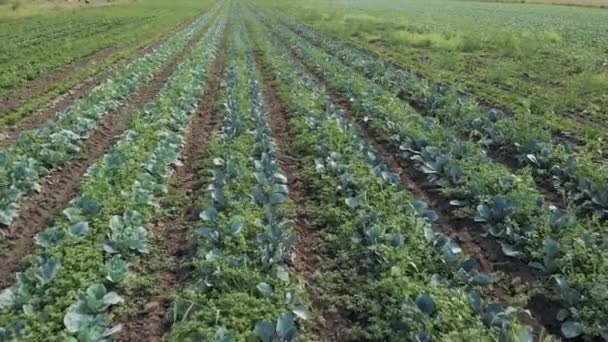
254 9 608 338
0 0 216 94
103 210 149 255
255 312 298 342
103 255 129 284
0 10 226 340
63 284 123 340
166 16 305 341
248 16 531 340
0 257 60 312
0 6 220 229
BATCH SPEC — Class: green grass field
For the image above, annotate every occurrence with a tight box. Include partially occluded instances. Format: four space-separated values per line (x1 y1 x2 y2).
0 0 213 94
466 0 608 8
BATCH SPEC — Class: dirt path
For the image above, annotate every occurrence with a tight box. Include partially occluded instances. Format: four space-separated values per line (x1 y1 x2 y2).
262 25 562 338
0 22 215 290
114 28 227 342
0 12 207 148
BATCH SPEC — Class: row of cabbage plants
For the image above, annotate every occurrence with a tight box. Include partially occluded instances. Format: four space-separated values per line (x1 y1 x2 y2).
166 13 307 341
247 14 539 342
0 4 221 227
251 11 608 340
262 11 608 224
0 15 226 342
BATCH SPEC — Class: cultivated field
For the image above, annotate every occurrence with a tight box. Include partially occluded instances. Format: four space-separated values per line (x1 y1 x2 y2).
0 0 607 341
0 0 212 127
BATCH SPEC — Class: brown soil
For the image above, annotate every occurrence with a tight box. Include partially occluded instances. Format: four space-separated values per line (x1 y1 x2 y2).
114 27 227 342
0 12 206 148
253 41 352 340
265 27 564 338
0 21 215 289
527 294 563 334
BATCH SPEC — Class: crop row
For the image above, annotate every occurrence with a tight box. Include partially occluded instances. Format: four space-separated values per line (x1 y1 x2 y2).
246 13 540 342
265 12 608 224
249 9 607 340
0 4 220 228
165 10 308 341
0 12 226 341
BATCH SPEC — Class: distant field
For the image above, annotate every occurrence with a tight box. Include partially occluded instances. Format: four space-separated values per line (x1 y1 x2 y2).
0 0 120 14
465 0 608 8
0 0 213 94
